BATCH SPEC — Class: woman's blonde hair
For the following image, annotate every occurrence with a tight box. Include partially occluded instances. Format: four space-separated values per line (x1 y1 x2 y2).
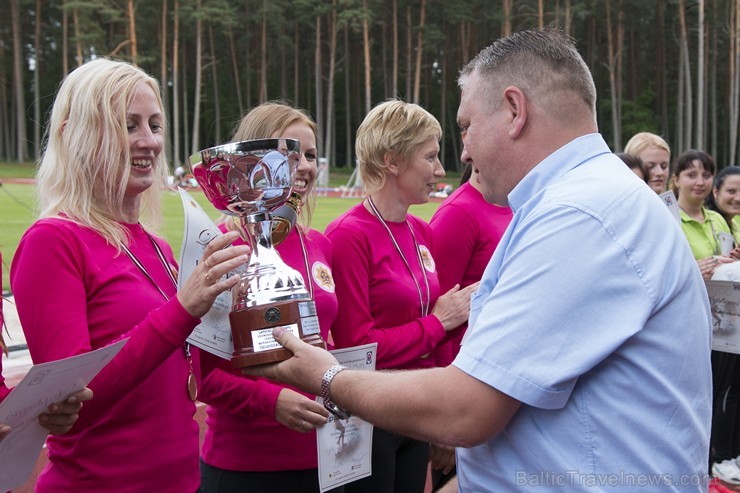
624 132 671 160
230 101 319 229
355 100 442 195
37 58 168 250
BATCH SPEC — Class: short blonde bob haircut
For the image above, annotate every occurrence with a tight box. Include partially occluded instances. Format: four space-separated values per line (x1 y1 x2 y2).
37 58 168 250
623 132 671 160
355 100 442 195
231 101 319 229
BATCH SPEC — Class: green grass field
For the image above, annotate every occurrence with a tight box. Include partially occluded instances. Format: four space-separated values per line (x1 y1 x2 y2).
0 181 442 291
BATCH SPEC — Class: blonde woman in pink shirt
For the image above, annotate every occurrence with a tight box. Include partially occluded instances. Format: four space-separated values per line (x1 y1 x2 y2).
10 58 249 492
198 102 340 493
325 100 476 493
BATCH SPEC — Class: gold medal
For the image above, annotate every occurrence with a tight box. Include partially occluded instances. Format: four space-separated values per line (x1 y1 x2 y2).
187 371 198 401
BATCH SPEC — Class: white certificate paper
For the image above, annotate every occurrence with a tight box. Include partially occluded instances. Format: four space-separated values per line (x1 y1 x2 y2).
659 190 681 225
706 280 740 354
177 188 237 360
0 340 126 491
317 343 377 492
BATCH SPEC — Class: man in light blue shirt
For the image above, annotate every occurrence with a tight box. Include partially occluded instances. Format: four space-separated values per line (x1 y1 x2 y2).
247 28 712 492
456 131 711 490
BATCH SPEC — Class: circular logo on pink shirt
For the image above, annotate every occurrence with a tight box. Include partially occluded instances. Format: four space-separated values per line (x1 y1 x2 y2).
312 261 335 293
419 245 435 273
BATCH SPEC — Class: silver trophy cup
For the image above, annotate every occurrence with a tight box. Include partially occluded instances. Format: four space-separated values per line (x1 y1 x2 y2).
190 138 325 368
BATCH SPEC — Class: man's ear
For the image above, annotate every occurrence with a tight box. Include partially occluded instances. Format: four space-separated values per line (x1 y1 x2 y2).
503 86 527 140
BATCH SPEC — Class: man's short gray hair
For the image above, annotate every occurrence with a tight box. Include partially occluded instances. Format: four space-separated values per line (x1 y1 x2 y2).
458 28 596 119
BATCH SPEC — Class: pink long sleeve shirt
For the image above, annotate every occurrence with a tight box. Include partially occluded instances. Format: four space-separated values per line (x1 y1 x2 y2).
326 203 444 370
10 218 201 493
199 227 338 471
0 253 9 402
429 182 512 365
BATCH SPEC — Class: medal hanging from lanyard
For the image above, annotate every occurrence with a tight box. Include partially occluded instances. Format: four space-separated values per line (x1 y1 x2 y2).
366 196 431 317
122 231 198 402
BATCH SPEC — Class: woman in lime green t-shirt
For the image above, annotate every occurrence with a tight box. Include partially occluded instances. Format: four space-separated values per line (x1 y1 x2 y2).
672 149 733 279
707 165 740 250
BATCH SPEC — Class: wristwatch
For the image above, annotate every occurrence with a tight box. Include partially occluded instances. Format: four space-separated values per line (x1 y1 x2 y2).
321 365 351 419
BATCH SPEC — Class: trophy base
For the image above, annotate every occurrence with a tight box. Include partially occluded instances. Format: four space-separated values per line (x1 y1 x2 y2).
230 298 326 368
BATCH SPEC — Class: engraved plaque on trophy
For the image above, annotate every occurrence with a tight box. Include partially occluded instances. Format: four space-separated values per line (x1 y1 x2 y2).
191 139 326 368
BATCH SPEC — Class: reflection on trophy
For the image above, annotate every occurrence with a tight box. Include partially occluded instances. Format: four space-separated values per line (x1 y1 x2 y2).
191 138 326 368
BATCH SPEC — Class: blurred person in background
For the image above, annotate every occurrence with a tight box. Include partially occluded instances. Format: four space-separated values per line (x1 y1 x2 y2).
671 149 733 279
616 152 647 183
624 132 671 194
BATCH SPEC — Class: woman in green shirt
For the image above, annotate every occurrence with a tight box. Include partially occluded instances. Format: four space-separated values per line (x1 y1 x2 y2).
707 165 740 251
672 149 734 279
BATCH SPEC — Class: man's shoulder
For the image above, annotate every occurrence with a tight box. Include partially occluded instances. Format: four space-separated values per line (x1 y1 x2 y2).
541 156 655 220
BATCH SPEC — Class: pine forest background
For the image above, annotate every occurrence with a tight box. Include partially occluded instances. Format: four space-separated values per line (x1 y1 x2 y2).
2 0 740 173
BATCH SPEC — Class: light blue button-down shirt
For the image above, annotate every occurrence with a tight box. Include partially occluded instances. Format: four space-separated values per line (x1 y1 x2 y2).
455 133 712 492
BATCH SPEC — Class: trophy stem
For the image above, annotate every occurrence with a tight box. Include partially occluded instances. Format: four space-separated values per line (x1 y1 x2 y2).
244 212 274 253
231 213 309 312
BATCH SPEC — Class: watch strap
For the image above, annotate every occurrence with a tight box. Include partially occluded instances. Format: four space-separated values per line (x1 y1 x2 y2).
321 364 350 419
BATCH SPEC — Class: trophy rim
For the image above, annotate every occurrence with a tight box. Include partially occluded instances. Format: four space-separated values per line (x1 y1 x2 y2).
189 138 300 166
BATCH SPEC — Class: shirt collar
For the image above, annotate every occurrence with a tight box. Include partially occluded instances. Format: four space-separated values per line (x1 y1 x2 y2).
507 133 612 213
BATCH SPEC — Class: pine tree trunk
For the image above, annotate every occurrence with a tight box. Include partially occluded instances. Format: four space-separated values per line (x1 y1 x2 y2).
73 8 83 66
159 0 170 133
325 0 338 167
62 0 68 74
172 0 180 167
191 1 203 154
293 26 299 107
696 0 705 150
658 0 668 139
209 25 221 144
363 0 372 113
260 0 267 103
315 15 324 140
344 23 352 168
412 0 426 104
679 0 693 150
730 0 740 165
229 31 243 115
34 0 42 160
405 7 411 99
538 0 544 29
182 44 190 160
605 0 622 150
501 0 513 38
10 0 27 162
128 0 137 64
392 0 398 97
